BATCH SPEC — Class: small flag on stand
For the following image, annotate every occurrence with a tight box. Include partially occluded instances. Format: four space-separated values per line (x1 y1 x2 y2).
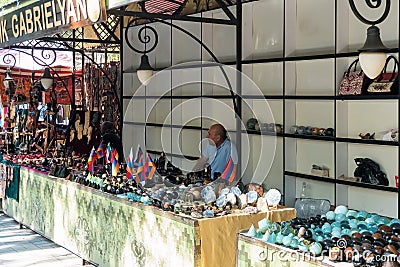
144 153 156 180
135 153 145 184
88 147 97 173
96 142 106 159
220 156 237 183
134 144 143 167
126 147 134 180
111 149 120 177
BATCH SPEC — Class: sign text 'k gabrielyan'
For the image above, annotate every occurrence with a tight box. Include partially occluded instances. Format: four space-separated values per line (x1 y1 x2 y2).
0 0 106 48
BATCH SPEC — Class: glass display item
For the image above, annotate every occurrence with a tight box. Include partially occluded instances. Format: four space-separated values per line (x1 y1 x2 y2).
300 182 308 198
295 198 331 218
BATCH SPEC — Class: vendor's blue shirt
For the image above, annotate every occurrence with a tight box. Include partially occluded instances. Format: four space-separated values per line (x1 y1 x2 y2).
203 139 238 178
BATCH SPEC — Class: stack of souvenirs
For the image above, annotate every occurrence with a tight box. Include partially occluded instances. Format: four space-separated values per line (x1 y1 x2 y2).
67 144 274 219
245 206 400 266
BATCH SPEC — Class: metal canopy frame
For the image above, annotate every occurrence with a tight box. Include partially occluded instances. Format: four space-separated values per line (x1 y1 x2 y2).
6 14 121 53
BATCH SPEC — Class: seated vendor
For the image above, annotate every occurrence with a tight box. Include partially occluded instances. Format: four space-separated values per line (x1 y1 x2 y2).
101 121 124 163
193 123 238 180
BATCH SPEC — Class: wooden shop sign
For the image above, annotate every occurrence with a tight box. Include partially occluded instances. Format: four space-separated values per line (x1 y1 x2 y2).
0 0 106 48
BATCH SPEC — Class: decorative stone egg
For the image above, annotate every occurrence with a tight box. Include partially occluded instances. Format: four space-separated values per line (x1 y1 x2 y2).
298 227 306 238
309 242 323 255
346 210 357 218
356 210 368 220
334 205 348 215
326 211 336 221
321 223 332 234
341 229 351 236
390 219 400 226
365 218 375 224
335 213 346 222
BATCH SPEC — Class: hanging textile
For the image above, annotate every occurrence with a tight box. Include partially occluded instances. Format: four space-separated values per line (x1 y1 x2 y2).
84 62 121 131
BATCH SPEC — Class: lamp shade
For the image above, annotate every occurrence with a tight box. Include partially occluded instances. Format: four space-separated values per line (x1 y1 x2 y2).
358 26 388 79
41 67 53 90
137 54 154 85
359 52 387 79
3 71 13 89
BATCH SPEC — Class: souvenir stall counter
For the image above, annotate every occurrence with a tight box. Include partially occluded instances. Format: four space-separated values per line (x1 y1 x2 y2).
2 166 296 267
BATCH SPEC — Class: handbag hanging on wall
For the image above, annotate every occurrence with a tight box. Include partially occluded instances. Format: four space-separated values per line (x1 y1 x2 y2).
364 55 399 95
338 59 369 95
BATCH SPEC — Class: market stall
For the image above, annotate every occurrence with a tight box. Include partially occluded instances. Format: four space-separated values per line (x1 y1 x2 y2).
2 166 295 266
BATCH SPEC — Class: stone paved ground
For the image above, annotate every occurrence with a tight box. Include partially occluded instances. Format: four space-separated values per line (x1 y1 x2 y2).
0 211 95 267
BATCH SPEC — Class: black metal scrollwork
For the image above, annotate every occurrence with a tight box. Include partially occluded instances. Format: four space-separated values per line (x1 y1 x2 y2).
31 42 57 66
125 19 158 54
2 52 16 69
349 0 390 25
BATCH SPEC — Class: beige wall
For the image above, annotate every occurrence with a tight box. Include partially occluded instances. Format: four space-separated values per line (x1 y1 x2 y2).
122 0 399 217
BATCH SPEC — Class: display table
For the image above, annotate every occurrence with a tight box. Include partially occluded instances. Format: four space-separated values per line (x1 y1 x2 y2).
3 167 296 267
237 233 352 267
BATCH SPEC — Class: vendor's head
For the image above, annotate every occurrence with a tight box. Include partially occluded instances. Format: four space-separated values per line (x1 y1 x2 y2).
101 121 114 135
206 124 227 148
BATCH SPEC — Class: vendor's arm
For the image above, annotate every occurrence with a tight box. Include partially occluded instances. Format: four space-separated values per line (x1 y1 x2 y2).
192 156 209 172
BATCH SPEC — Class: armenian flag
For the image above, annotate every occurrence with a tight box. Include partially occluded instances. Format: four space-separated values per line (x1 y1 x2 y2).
220 156 236 183
135 153 145 183
144 153 156 180
96 142 106 159
111 149 120 177
88 146 97 173
126 147 134 180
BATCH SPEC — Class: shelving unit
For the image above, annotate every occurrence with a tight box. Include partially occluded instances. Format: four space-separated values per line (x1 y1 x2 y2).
281 0 400 218
122 0 400 218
